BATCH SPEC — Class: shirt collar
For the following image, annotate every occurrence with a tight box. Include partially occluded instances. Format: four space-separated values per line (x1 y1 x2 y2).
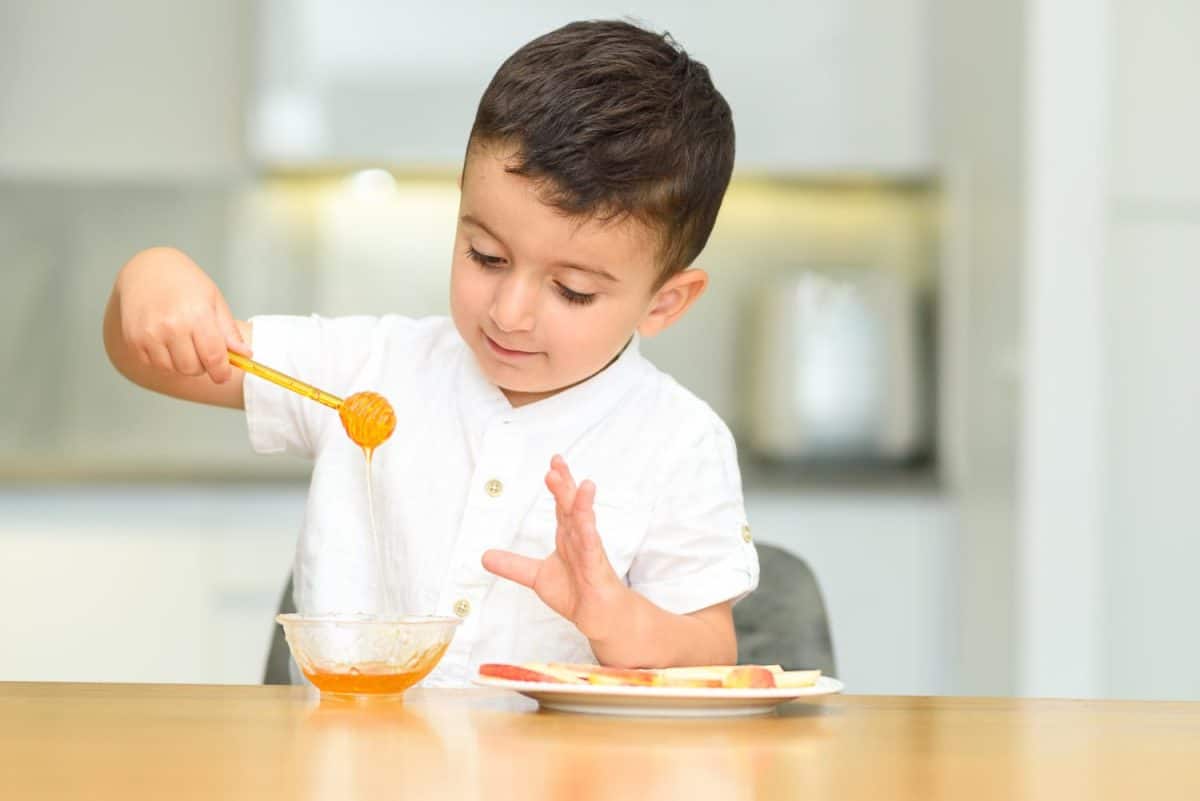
455 334 648 447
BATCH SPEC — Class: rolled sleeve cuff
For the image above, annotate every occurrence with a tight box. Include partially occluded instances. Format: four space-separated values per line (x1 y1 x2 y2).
632 560 759 616
242 316 293 455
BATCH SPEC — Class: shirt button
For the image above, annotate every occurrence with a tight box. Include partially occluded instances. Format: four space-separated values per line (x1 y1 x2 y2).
741 524 753 543
484 479 504 498
453 598 472 618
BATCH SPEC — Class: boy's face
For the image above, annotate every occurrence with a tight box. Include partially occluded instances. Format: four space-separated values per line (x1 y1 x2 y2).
450 144 697 407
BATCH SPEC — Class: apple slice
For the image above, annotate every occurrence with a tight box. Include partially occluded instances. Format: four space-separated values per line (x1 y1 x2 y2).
582 666 660 687
656 666 733 682
519 663 589 684
541 663 662 687
656 675 723 688
773 669 821 688
658 665 783 682
721 666 777 689
478 663 566 683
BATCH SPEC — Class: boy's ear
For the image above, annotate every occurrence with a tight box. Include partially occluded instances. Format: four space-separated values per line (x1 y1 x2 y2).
637 268 709 338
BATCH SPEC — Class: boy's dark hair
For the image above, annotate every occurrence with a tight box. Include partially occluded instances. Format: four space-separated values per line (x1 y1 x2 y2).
468 19 735 282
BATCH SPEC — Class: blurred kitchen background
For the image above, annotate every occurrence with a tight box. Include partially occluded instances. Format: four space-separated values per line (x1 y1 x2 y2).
1 0 1196 701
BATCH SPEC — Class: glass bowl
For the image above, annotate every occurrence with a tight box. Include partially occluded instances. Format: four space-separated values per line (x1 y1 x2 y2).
276 613 461 697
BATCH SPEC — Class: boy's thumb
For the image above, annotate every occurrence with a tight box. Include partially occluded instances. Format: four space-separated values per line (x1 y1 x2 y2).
215 298 251 356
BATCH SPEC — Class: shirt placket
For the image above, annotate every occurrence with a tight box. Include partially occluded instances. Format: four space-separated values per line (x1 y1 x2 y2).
436 417 525 680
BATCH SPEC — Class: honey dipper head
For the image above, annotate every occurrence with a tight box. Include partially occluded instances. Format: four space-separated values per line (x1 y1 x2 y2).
339 391 396 450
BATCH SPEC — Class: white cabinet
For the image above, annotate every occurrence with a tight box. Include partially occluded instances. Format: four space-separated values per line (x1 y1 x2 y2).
1111 0 1200 205
746 487 954 695
677 0 933 173
252 0 932 174
0 488 299 684
0 1 931 178
0 1 250 180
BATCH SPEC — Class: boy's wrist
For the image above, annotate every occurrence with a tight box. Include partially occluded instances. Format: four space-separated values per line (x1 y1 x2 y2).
583 584 649 667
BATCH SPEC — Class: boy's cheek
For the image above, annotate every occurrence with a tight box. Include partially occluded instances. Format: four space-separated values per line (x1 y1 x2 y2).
451 262 493 303
449 267 483 319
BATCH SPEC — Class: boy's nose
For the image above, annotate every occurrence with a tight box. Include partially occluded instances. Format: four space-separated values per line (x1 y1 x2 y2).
489 274 538 333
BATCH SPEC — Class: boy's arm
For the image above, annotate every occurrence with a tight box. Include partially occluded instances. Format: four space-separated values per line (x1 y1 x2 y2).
103 247 252 409
593 595 737 669
481 455 740 668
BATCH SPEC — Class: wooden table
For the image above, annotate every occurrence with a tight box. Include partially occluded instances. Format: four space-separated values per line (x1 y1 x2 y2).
3 683 1199 800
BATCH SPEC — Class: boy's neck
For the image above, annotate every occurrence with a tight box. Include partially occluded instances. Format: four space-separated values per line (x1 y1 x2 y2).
499 338 632 409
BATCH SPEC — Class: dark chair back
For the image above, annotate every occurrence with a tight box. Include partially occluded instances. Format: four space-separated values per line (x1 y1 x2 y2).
732 543 836 675
263 574 296 685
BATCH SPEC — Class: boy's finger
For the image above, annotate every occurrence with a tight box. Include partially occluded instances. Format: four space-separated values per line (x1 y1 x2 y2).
569 482 599 553
481 549 540 589
145 343 173 373
557 458 579 492
545 465 576 524
555 462 579 525
166 335 204 376
215 297 250 355
545 469 563 526
571 480 599 546
549 455 575 490
194 327 231 384
574 478 596 510
546 472 575 559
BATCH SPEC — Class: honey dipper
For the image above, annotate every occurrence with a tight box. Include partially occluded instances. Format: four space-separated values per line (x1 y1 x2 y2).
227 351 396 452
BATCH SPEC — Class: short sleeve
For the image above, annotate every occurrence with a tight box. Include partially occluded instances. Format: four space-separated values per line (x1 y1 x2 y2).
243 314 390 459
627 422 760 615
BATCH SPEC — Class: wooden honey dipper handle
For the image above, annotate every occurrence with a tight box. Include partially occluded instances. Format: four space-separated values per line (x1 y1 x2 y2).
227 351 344 410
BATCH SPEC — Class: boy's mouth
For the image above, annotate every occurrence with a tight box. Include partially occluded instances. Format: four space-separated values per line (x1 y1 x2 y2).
485 333 540 359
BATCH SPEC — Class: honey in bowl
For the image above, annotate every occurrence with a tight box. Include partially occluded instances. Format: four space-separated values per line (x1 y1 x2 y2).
277 614 462 699
302 644 451 696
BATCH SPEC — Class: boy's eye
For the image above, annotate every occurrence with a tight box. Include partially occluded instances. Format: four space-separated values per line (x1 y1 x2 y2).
467 246 594 305
466 246 505 268
555 282 596 306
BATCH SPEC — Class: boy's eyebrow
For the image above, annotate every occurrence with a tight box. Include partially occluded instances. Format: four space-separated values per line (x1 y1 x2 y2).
461 214 502 242
553 260 620 283
461 213 620 282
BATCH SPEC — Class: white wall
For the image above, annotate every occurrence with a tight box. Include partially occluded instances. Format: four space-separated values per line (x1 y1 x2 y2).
941 0 1200 700
1102 0 1200 700
0 0 249 180
933 0 1026 695
1016 0 1109 699
1016 0 1200 701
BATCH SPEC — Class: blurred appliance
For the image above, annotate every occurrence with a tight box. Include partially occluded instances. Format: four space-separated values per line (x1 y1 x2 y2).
743 265 932 463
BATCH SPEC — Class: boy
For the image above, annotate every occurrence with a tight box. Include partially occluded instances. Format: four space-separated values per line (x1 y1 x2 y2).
103 20 758 686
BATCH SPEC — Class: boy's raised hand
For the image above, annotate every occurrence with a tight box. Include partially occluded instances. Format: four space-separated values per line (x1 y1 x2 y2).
482 455 630 643
104 247 251 409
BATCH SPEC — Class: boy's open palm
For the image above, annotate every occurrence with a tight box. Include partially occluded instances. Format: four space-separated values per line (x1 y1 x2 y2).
482 456 630 642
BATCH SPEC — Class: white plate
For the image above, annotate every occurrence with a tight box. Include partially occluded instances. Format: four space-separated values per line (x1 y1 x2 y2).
472 674 844 717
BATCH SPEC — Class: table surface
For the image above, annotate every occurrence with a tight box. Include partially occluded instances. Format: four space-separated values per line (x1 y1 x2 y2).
3 682 1199 800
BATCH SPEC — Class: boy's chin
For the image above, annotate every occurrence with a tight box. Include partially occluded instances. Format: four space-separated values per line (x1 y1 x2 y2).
476 361 551 393
473 350 609 402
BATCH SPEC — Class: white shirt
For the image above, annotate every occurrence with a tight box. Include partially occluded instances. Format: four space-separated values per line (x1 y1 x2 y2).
245 314 759 686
